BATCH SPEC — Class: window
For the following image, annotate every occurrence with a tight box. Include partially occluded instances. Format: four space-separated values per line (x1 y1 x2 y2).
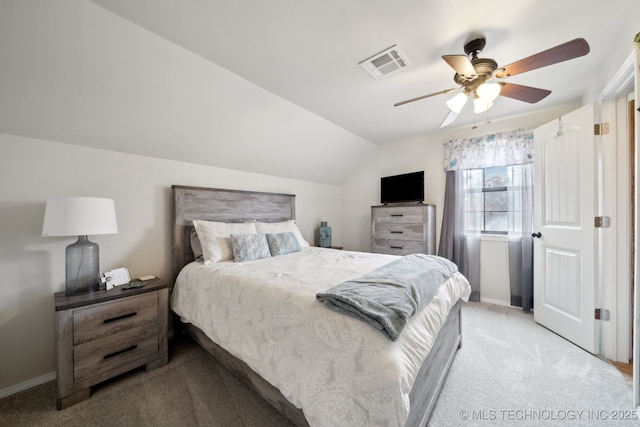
462 165 529 234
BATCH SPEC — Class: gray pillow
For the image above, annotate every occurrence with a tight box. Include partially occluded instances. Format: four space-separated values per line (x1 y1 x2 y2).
190 227 203 261
230 233 271 262
266 232 301 256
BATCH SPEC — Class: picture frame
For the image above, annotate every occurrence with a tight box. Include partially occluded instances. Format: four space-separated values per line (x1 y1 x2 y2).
102 267 131 290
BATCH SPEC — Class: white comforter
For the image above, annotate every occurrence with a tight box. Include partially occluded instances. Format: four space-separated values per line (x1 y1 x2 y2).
171 247 471 427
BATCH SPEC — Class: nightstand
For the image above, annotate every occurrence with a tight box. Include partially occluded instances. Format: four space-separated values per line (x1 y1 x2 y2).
54 277 169 409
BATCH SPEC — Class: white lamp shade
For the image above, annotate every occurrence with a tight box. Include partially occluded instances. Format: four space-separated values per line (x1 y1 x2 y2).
446 93 468 113
473 98 493 114
42 197 118 237
476 82 501 102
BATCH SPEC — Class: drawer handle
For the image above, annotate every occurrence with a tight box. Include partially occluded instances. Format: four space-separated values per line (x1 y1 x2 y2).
103 312 137 324
104 345 138 360
390 246 404 249
390 214 404 217
390 231 404 234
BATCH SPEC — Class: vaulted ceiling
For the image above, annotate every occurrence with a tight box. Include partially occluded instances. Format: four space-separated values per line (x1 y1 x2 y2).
0 1 638 184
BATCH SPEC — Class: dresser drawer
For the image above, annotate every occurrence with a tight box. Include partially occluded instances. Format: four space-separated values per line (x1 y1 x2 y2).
73 292 158 345
372 240 426 255
73 324 159 385
374 222 424 241
371 206 425 223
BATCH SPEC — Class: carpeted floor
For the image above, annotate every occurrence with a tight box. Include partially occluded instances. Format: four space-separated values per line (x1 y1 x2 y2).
428 302 636 426
0 302 635 426
0 334 296 427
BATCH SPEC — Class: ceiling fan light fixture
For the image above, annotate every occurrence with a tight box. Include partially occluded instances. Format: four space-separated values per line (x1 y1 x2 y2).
446 93 468 113
476 82 501 102
393 37 590 129
473 98 492 114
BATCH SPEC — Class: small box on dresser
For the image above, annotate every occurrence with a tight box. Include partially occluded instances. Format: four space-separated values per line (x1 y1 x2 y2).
371 204 436 255
54 277 169 409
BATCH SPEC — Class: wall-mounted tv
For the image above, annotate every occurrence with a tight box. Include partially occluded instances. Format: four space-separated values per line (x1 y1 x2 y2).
380 171 424 204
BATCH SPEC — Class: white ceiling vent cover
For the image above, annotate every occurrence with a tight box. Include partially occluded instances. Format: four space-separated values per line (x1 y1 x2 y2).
359 45 410 80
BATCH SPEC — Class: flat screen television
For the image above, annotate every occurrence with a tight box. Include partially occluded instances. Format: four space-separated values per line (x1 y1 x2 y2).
380 171 424 204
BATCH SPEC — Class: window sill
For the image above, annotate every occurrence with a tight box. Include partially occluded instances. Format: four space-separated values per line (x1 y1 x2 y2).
465 233 515 242
480 234 509 242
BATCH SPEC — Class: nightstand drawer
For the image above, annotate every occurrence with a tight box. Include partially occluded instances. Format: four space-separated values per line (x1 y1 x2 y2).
374 223 424 241
73 292 158 345
73 324 159 384
55 278 169 409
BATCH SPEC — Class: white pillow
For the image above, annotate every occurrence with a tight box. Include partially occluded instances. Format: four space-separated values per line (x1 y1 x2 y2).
254 220 309 247
193 220 257 263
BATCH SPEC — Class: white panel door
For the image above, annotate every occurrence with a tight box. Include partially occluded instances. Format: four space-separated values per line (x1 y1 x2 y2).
533 104 597 353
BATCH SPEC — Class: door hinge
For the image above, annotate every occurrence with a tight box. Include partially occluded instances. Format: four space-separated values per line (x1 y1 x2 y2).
595 308 610 321
594 122 610 135
594 216 611 228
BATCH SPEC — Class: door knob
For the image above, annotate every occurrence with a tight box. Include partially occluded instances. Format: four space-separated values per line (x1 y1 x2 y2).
531 232 542 238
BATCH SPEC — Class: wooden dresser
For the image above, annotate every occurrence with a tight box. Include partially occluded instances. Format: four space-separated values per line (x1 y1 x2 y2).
371 204 436 255
54 278 169 409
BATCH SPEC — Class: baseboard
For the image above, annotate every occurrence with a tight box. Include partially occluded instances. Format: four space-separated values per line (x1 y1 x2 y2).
0 371 56 399
479 297 512 307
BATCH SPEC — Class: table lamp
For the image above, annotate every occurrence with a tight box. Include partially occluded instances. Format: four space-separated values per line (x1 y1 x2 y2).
42 197 118 296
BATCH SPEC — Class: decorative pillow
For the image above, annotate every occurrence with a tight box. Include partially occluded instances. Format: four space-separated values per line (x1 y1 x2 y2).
255 220 309 248
230 233 271 262
266 232 301 256
192 220 257 264
189 227 203 261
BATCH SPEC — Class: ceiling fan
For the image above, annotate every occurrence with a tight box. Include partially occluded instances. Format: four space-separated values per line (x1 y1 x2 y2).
394 36 590 128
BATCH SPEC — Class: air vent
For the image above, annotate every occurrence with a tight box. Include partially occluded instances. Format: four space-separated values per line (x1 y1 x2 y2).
359 45 410 80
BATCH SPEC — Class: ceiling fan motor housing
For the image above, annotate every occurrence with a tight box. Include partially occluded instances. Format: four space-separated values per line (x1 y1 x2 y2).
464 37 487 58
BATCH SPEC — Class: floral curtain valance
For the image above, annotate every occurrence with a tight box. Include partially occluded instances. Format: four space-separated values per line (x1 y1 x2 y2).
443 128 534 171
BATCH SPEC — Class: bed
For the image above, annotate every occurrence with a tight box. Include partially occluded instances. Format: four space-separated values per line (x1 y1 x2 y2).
170 185 471 427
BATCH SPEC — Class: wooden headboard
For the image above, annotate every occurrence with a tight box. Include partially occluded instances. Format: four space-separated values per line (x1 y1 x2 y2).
172 185 296 279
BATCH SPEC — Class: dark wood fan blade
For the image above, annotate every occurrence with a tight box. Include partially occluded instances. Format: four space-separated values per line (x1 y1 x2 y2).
495 38 590 78
499 82 551 103
442 55 477 79
394 87 459 107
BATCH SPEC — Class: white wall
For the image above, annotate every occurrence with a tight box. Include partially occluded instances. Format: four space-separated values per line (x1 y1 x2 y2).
0 0 375 186
479 236 512 306
0 132 342 392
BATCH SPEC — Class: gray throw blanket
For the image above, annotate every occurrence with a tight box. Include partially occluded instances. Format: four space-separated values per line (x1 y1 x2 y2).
316 254 458 341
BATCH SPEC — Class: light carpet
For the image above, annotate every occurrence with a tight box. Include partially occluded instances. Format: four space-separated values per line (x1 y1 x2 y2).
429 302 635 426
0 301 635 426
